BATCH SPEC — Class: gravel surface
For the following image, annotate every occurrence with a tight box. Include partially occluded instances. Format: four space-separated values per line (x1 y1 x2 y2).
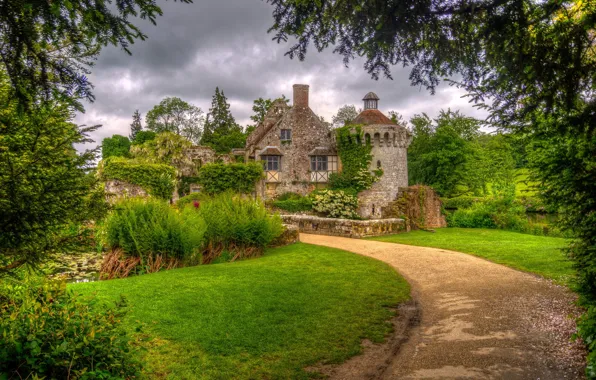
300 234 586 379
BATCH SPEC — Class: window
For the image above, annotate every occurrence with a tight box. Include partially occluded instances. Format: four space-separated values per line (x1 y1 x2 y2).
328 156 338 171
262 155 280 171
310 155 328 171
281 129 292 141
310 156 338 182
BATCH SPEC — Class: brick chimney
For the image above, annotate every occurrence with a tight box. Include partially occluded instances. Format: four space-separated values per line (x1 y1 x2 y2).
293 84 309 108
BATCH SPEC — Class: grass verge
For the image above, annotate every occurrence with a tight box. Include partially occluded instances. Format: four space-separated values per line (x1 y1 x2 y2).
73 243 409 379
370 228 574 285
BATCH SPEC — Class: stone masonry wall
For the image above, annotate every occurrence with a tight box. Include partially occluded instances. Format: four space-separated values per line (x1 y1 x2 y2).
281 215 409 238
382 185 447 229
358 124 412 219
104 179 148 201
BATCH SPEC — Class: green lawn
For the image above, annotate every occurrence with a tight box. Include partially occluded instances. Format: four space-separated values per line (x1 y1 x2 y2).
370 228 574 285
73 243 410 379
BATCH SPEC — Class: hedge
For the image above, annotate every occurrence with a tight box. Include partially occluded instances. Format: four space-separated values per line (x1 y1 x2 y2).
100 157 176 200
197 162 263 194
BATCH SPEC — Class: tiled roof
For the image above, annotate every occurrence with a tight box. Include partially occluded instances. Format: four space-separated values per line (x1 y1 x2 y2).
352 109 394 125
259 146 283 156
308 147 336 156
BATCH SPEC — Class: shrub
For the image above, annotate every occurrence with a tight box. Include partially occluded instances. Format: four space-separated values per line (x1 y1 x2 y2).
272 193 313 213
0 280 140 379
100 157 176 200
442 196 483 210
446 196 563 237
311 189 359 219
277 192 303 201
197 162 263 194
177 192 210 210
102 198 206 263
189 193 283 262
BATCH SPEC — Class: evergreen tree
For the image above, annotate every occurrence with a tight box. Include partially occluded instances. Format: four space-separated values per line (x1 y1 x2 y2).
201 87 245 153
129 110 142 141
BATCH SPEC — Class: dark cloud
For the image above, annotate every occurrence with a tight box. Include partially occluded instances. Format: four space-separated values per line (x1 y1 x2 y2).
76 0 488 147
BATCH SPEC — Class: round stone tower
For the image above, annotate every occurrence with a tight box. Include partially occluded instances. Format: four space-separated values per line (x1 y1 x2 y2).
353 92 412 219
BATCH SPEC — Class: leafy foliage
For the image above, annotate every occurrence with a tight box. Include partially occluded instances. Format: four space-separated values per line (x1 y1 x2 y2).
0 279 140 379
197 162 263 195
0 80 98 274
329 125 378 192
130 131 193 173
193 193 283 262
331 105 360 128
200 87 245 153
446 196 561 237
408 111 517 197
0 0 189 109
101 134 130 159
272 193 313 213
176 192 210 211
100 157 176 200
103 198 205 262
131 130 156 145
129 109 143 140
146 97 204 144
527 114 596 362
311 189 359 219
249 96 289 125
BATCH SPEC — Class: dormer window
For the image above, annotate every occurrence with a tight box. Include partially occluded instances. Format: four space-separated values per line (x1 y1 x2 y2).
281 129 292 142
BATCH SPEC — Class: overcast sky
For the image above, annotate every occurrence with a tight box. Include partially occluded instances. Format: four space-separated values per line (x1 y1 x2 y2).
76 0 488 148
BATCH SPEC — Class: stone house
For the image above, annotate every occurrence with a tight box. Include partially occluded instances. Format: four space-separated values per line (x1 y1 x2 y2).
244 84 413 219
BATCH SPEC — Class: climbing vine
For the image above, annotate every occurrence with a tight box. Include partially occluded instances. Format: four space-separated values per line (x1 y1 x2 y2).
99 157 176 200
329 125 381 192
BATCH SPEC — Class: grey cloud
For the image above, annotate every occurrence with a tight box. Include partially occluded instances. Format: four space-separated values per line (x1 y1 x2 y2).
77 0 487 147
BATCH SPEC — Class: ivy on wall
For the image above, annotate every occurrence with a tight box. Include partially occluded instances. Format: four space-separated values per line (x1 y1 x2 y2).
99 157 176 200
197 162 263 195
329 125 380 192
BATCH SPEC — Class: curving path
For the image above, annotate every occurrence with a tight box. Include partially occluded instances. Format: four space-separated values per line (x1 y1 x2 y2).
300 233 586 379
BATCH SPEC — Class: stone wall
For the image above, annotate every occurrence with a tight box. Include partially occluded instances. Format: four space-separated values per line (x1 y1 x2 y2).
281 215 408 238
382 185 447 229
358 124 412 219
104 179 148 201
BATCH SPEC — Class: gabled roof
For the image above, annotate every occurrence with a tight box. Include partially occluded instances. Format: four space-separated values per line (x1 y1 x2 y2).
352 109 394 125
259 146 283 156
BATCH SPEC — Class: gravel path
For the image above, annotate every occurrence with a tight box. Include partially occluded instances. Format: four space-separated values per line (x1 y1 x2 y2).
300 233 586 379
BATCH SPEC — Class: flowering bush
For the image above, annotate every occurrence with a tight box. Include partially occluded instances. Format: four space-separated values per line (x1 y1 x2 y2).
311 189 359 219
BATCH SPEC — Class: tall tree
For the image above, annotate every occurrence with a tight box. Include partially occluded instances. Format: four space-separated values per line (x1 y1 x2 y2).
0 74 99 274
408 110 483 197
146 97 204 145
0 0 190 109
201 87 245 153
332 105 360 128
129 110 142 140
102 134 131 159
